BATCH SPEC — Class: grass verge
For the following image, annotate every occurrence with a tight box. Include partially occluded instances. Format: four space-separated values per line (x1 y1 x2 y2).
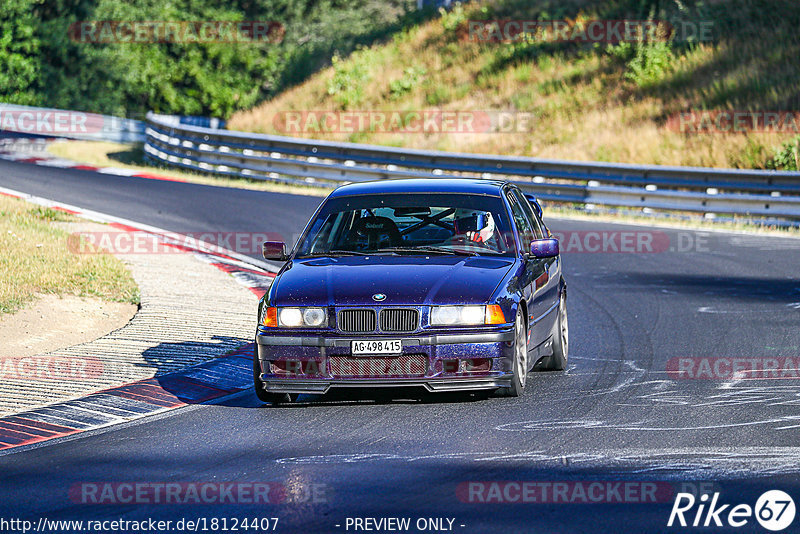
0 195 140 315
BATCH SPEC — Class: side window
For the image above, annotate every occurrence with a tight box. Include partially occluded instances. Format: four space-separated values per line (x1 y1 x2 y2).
309 211 350 252
507 191 535 249
513 190 544 239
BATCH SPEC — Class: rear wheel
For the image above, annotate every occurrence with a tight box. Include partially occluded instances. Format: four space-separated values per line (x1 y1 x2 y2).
253 349 297 404
497 309 527 397
549 292 569 370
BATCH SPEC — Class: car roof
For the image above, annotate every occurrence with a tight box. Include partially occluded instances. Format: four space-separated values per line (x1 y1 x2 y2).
328 178 509 198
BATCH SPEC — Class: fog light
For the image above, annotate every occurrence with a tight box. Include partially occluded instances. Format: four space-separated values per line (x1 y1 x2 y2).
270 360 302 375
441 359 491 373
464 358 491 372
442 360 459 373
270 359 324 376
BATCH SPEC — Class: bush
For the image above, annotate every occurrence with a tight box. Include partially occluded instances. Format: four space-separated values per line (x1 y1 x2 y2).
607 28 674 88
425 85 452 106
389 66 426 99
625 40 674 87
439 3 467 37
767 136 800 171
326 50 372 108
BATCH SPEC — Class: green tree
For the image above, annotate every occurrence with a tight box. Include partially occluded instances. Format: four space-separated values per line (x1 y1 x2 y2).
0 0 43 105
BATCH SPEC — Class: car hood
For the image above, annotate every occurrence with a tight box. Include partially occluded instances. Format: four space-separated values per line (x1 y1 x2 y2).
271 255 516 307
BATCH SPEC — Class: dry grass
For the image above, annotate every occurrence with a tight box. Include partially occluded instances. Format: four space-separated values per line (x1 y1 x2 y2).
229 0 800 170
0 195 139 314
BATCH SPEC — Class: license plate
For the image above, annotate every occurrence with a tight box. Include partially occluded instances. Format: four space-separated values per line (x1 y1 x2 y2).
351 339 402 355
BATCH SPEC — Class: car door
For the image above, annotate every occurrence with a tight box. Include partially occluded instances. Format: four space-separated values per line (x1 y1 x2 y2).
510 189 560 345
505 188 540 351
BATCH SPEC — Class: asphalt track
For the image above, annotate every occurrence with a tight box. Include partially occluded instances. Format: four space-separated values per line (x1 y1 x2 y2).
1 159 800 533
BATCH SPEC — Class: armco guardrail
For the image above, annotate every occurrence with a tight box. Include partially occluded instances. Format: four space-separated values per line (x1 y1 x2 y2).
144 112 800 220
0 106 225 143
0 104 144 143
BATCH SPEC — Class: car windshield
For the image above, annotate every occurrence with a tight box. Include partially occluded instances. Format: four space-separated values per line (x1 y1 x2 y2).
294 193 516 257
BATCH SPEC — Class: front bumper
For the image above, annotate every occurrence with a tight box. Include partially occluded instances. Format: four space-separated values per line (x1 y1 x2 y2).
256 329 515 394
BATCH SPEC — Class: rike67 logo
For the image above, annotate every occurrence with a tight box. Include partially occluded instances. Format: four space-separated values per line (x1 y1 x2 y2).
668 490 795 531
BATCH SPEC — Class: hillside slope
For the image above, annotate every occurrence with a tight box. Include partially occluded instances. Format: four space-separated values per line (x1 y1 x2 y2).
229 0 800 170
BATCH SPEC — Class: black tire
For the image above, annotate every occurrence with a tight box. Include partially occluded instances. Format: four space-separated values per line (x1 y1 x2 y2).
497 309 527 397
253 349 297 404
549 292 569 371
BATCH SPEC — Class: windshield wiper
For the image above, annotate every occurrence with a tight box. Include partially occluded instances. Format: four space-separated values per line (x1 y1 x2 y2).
380 246 478 256
301 250 372 257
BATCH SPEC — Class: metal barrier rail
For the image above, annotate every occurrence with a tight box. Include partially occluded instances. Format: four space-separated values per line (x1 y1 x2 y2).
0 106 225 143
0 104 145 143
144 112 800 219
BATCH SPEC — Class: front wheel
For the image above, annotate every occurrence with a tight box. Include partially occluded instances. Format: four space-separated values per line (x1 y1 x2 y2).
497 309 527 397
253 350 297 404
549 292 568 370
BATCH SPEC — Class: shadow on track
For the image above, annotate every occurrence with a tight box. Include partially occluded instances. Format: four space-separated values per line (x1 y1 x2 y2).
618 273 800 303
225 387 495 409
140 336 251 404
141 337 564 409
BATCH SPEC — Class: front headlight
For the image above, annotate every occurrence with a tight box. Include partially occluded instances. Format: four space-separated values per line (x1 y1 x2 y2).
430 304 506 326
261 306 328 327
302 307 326 326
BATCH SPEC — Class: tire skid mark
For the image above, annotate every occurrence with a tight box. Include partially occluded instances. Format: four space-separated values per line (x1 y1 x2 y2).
273 447 800 478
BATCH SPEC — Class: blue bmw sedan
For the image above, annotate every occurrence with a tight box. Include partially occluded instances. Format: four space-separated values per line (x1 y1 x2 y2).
254 178 567 402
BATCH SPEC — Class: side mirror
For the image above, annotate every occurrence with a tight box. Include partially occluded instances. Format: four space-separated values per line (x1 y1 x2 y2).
530 238 559 258
262 241 288 261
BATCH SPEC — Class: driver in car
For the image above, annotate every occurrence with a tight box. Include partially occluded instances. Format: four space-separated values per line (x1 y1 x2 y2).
450 209 498 250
